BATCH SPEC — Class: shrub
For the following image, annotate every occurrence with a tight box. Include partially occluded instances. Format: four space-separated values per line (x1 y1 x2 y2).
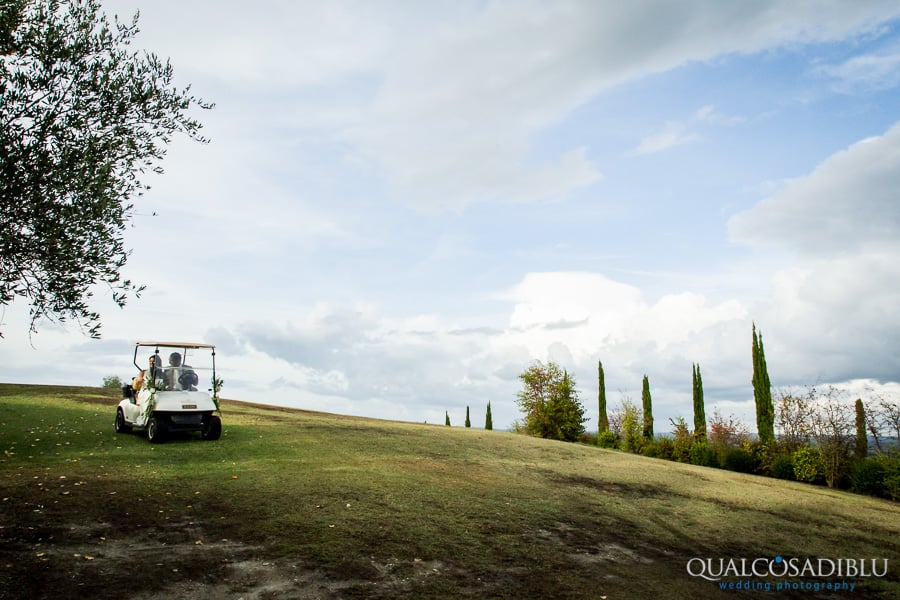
722 447 759 474
770 454 796 480
850 458 886 498
881 454 900 501
620 434 648 455
618 433 636 453
708 408 748 450
672 436 692 463
597 430 619 449
102 375 123 390
793 447 824 484
653 437 675 461
689 441 717 468
619 400 645 454
751 441 781 477
640 439 673 459
668 416 693 463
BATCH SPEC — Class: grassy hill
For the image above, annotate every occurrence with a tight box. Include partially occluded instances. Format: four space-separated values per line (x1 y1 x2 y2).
1 383 898 599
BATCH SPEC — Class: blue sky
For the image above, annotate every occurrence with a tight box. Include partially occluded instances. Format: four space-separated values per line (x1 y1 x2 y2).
3 0 900 431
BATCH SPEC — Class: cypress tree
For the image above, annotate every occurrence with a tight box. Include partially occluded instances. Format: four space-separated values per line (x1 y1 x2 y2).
465 406 471 428
855 398 868 460
485 401 493 431
692 363 706 442
445 411 451 427
752 324 775 444
641 375 654 440
598 360 609 433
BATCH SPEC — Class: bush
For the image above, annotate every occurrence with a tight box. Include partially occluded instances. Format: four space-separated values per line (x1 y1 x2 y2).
102 375 123 390
770 454 796 480
652 437 675 461
619 401 645 454
881 454 900 501
722 448 759 474
793 447 824 484
641 438 674 460
667 417 692 463
620 434 648 454
689 442 717 468
850 458 887 498
752 441 781 477
597 430 619 449
672 437 692 463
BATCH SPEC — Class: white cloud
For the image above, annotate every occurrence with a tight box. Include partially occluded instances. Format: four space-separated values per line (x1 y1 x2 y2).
629 104 745 156
728 121 900 255
728 122 900 389
492 272 749 402
202 111 900 426
630 122 701 156
156 271 751 428
694 104 746 125
105 0 900 211
103 1 391 88
815 50 900 92
353 0 900 208
759 249 900 384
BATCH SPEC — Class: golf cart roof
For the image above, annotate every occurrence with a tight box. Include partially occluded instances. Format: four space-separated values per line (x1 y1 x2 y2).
134 341 216 349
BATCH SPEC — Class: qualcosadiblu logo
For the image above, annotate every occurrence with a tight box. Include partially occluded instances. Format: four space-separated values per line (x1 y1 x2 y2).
686 556 889 582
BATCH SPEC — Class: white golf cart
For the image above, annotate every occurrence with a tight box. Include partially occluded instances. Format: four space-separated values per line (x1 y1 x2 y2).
115 341 222 443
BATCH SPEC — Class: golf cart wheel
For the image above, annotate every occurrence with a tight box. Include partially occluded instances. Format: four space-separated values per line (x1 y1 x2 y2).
202 415 222 441
115 409 132 433
147 416 165 443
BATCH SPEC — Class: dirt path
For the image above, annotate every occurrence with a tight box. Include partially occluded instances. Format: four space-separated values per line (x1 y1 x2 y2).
0 512 466 599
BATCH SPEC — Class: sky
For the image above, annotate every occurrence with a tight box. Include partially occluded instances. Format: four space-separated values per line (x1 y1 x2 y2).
3 0 900 432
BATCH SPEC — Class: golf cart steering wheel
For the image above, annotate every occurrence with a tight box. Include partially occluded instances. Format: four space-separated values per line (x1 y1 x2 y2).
178 371 199 389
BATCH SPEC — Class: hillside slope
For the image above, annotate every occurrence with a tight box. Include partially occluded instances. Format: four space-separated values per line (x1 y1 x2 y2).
1 383 898 599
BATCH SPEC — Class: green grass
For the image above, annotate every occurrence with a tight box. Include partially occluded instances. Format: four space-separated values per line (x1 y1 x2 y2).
1 383 899 598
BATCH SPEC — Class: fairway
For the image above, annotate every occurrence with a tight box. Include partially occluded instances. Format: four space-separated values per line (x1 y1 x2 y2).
1 383 898 599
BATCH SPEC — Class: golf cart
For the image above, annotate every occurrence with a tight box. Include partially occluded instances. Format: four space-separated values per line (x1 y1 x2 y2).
116 341 222 443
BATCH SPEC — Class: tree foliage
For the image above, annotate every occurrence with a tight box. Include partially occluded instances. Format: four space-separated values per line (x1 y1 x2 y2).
865 392 900 454
1 0 212 338
101 374 122 389
806 386 854 489
617 397 644 453
689 441 717 467
707 407 748 451
692 363 706 442
855 398 868 460
597 360 608 434
751 324 775 444
775 387 815 452
792 446 823 483
641 374 653 440
879 395 900 441
515 360 587 442
668 416 692 463
584 354 896 498
850 458 885 497
484 401 492 431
